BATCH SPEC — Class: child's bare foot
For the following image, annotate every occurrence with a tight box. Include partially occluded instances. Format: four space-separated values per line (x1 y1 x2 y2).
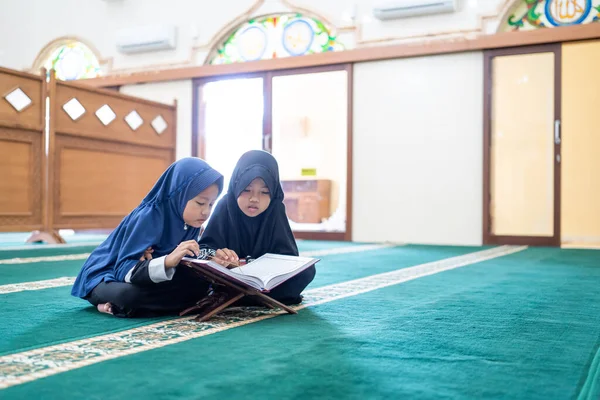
97 303 113 315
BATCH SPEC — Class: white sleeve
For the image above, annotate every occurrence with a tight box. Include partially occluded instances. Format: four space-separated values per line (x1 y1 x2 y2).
124 256 175 283
124 266 134 283
148 256 175 283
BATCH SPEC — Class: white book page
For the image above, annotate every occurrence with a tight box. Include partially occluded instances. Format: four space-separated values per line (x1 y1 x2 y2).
231 254 314 286
183 254 317 290
182 258 263 289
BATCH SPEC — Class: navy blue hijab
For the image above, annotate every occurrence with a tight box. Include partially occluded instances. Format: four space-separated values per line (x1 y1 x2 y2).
199 150 298 259
72 158 223 298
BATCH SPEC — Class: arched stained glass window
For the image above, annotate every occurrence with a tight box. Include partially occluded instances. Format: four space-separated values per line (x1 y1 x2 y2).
501 0 600 32
43 41 101 81
209 13 344 65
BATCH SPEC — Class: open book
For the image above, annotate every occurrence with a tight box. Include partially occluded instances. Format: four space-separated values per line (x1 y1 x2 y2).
182 253 319 292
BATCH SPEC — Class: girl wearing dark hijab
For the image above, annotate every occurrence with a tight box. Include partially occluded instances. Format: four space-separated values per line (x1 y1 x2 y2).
199 150 315 304
71 157 223 317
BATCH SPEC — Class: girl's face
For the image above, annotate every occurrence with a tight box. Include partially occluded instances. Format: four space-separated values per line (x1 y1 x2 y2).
237 178 271 217
182 184 220 228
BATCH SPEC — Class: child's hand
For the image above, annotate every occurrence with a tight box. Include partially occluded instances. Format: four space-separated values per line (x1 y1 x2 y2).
213 248 239 267
139 247 154 261
165 240 200 268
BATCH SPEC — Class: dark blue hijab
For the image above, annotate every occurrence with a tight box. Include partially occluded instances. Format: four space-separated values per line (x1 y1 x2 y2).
72 158 223 298
199 150 298 259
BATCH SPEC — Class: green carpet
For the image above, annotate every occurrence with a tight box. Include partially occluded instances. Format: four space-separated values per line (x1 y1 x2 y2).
295 240 360 251
0 233 107 249
0 245 97 261
0 244 479 356
0 242 598 399
0 241 378 284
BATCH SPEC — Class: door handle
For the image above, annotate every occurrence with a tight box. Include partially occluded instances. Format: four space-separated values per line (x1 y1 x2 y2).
263 134 272 152
554 120 561 145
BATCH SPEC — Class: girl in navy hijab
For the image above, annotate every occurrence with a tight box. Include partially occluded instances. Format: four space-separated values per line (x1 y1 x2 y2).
72 157 223 317
199 150 315 304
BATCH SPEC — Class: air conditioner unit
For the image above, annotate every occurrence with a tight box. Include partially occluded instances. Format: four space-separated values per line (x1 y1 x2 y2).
116 25 177 54
373 0 457 20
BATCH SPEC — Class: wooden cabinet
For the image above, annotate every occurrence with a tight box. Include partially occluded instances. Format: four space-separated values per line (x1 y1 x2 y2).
281 179 331 224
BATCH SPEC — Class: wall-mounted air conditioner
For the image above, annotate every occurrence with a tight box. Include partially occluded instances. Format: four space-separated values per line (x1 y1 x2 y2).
116 25 177 54
373 0 457 20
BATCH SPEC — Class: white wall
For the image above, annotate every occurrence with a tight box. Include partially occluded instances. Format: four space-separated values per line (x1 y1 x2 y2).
0 0 507 72
0 0 261 72
352 52 484 246
119 80 192 160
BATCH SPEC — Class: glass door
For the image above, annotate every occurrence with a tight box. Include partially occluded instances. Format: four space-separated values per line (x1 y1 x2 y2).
194 77 265 198
193 65 353 241
268 66 350 240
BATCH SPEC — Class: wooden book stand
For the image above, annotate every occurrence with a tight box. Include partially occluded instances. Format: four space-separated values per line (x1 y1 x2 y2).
179 261 297 322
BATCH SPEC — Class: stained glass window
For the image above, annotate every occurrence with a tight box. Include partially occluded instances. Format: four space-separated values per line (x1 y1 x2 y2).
209 14 344 65
501 0 600 32
43 41 101 81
